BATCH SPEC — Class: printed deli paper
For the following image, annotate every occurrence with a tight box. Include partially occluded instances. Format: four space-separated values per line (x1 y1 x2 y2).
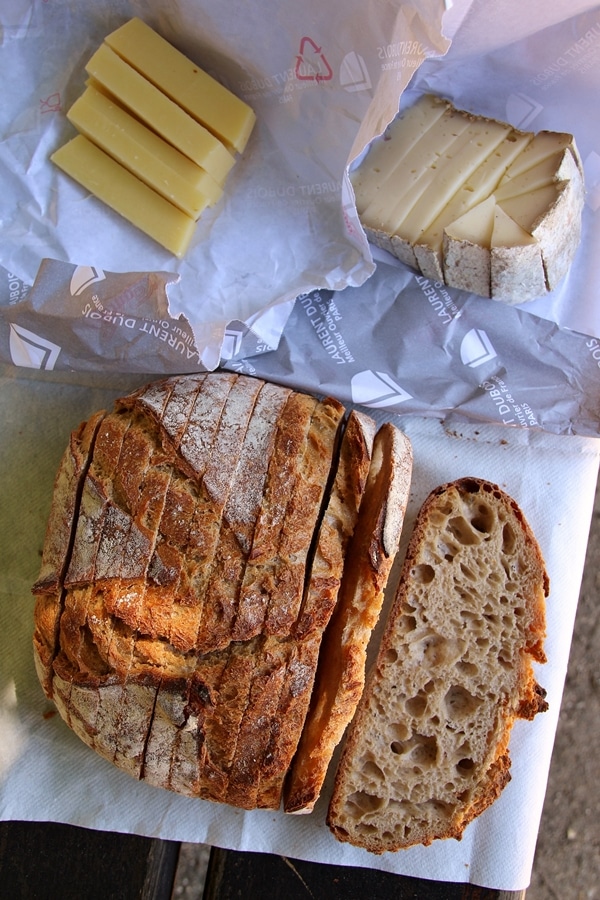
0 0 456 367
2 1 600 435
2 258 600 437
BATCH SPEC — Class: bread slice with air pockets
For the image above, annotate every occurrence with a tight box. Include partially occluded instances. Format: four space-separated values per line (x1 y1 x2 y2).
327 477 548 851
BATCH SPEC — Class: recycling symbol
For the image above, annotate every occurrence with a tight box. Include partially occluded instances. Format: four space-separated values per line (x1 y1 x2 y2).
295 36 333 82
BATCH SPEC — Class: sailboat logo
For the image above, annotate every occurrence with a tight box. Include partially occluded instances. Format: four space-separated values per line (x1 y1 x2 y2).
350 370 412 408
505 93 543 129
340 51 371 92
9 324 61 370
69 266 106 296
460 328 497 367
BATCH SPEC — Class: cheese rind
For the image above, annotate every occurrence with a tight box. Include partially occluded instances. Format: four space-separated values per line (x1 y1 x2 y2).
352 94 585 303
85 43 235 183
443 196 495 297
105 17 256 154
491 206 546 302
443 198 549 301
67 86 221 218
51 135 197 258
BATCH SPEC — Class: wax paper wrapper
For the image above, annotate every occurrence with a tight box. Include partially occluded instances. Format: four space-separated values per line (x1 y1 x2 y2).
0 0 457 368
2 0 600 442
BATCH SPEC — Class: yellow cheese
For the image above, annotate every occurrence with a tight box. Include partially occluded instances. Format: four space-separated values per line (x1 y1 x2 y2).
443 200 546 300
495 147 578 202
67 86 222 219
497 130 575 180
491 204 537 248
497 183 560 232
105 17 256 154
414 129 532 279
85 43 235 183
396 118 511 243
445 194 496 246
51 135 197 257
442 197 495 298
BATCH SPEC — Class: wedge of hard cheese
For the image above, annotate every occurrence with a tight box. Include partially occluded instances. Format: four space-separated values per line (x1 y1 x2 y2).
351 94 584 303
51 18 256 257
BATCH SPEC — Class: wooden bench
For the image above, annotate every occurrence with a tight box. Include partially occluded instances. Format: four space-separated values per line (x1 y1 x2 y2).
0 820 525 899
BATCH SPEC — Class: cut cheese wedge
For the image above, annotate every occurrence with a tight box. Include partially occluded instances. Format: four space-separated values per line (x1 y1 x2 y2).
442 195 546 302
67 86 222 218
85 43 235 183
104 17 256 154
491 206 546 301
414 129 532 280
443 195 495 297
389 116 512 268
51 135 197 258
352 93 585 303
496 129 578 180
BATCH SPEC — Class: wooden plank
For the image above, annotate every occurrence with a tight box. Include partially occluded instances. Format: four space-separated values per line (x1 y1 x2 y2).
0 821 180 899
203 847 527 900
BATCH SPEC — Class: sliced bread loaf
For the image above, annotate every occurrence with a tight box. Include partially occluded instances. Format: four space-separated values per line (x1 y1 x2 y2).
33 373 413 811
284 423 413 814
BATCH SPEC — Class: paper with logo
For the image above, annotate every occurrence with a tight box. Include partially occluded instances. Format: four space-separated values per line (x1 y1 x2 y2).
2 1 600 437
0 0 456 366
3 254 600 436
0 261 283 373
227 257 600 437
1 364 599 892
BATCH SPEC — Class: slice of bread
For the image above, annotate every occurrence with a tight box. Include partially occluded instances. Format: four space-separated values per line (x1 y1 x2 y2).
327 477 548 852
284 423 413 813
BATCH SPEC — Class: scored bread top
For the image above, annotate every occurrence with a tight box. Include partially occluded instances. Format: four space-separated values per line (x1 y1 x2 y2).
33 373 412 811
327 477 548 852
32 410 106 696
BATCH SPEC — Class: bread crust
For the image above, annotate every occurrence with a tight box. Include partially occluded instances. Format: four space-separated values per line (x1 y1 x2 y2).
327 477 548 852
33 410 106 696
33 373 386 811
284 423 413 814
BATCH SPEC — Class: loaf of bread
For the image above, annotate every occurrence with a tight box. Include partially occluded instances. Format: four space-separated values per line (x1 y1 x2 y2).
32 372 413 810
327 477 549 851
